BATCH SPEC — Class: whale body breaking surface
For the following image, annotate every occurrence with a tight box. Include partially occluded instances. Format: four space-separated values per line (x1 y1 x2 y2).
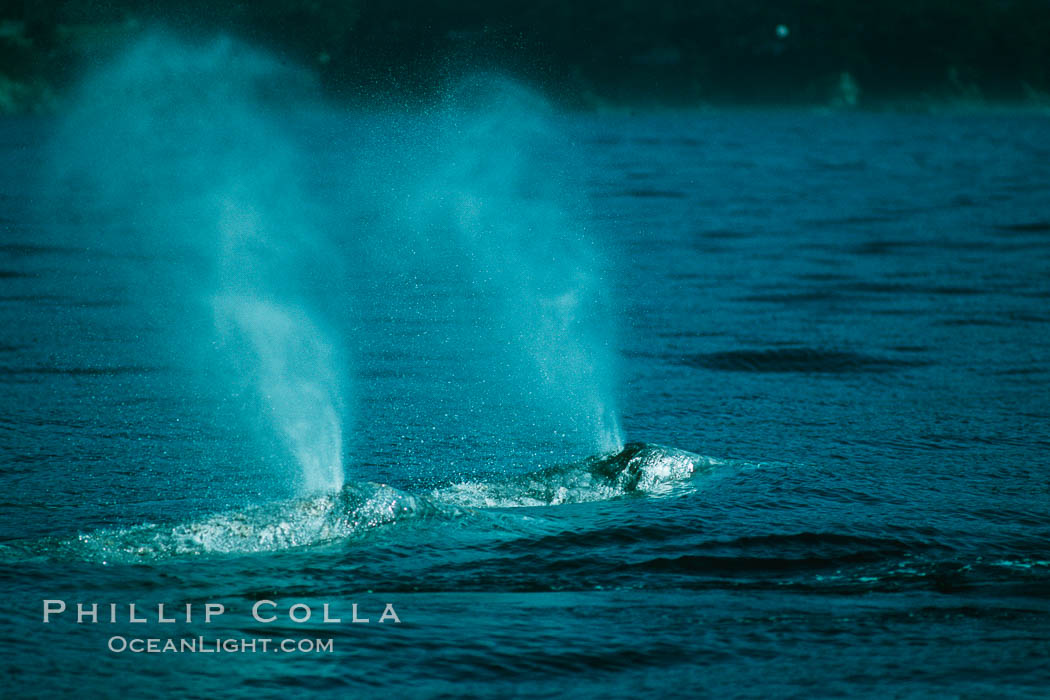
3 443 720 562
434 441 719 508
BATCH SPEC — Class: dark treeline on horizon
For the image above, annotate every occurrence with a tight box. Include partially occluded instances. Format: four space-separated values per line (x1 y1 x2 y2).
2 0 1050 110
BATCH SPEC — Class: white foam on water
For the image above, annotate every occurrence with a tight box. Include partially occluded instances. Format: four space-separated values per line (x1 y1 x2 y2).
2 444 717 561
433 442 722 508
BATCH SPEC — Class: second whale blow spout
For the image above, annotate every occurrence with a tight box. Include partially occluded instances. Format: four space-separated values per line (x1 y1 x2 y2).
434 442 721 508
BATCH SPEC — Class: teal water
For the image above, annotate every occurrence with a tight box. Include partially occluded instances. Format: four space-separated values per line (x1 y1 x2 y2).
1 104 1050 697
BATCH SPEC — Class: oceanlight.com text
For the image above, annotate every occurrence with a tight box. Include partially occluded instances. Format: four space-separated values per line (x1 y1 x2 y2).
107 636 335 654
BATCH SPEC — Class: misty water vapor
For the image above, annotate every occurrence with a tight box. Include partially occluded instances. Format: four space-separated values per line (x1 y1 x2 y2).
46 33 623 494
414 77 623 454
48 33 347 493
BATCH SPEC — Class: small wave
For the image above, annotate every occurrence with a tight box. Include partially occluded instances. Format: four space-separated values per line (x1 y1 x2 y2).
0 365 170 376
0 243 86 257
683 348 922 374
838 281 981 296
736 290 840 304
806 214 893 227
995 221 1050 233
618 188 688 199
0 295 127 308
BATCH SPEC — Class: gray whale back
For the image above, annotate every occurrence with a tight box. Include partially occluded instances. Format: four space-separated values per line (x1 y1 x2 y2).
434 441 718 508
4 443 718 562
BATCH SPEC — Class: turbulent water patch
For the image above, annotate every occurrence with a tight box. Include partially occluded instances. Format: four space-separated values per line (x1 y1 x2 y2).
433 442 720 508
7 482 449 563
0 444 715 561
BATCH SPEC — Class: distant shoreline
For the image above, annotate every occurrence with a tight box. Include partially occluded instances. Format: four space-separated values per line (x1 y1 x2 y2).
5 77 1049 117
5 4 1050 115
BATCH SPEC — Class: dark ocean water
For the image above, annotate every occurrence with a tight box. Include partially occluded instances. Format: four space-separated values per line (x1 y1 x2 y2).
2 109 1050 698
